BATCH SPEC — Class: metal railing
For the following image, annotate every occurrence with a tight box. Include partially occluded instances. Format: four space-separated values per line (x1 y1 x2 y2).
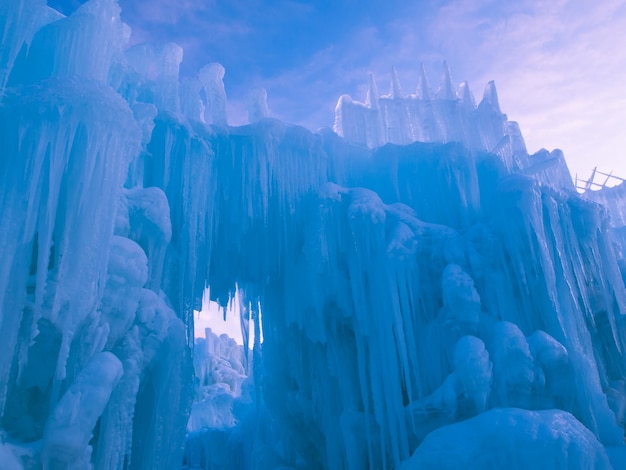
575 167 625 192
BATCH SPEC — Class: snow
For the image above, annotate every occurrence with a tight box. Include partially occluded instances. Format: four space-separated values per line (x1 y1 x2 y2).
2 1 626 469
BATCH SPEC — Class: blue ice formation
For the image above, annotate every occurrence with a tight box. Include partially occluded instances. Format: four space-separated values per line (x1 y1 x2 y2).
1 0 626 469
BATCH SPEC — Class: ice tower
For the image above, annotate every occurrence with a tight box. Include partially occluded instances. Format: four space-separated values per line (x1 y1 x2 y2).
1 1 626 469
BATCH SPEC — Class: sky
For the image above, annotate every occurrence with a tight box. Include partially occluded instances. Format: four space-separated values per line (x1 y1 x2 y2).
48 0 626 185
194 290 258 346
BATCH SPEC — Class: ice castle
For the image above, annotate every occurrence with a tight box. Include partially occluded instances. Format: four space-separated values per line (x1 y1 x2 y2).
1 1 626 469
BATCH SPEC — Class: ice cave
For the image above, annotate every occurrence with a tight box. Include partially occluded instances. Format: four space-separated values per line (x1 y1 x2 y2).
1 1 626 469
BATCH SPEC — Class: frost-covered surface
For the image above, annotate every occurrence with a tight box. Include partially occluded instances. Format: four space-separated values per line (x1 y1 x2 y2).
2 1 626 469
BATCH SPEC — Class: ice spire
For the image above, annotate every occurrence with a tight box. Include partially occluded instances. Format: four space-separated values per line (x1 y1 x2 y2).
365 73 380 110
248 87 269 123
457 81 476 110
198 62 228 127
389 66 403 99
480 80 501 113
416 63 433 100
436 60 455 100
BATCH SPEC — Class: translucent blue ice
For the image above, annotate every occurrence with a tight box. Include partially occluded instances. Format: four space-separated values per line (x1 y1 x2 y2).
1 1 626 469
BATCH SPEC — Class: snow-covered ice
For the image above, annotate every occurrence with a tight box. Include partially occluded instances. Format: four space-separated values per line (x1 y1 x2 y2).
402 408 612 469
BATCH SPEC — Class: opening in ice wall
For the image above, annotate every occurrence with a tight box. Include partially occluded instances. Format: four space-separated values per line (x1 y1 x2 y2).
194 291 244 344
194 288 263 350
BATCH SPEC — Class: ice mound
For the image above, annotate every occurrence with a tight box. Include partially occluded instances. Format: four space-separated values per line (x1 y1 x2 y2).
402 408 612 469
42 352 123 468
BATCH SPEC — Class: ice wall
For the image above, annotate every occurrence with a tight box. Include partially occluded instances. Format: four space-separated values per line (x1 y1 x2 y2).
144 108 625 468
585 182 626 229
249 172 626 468
2 0 626 469
334 63 575 191
583 181 626 308
0 2 189 469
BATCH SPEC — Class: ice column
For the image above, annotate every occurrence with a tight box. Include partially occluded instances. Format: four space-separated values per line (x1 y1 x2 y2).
247 87 269 123
7 0 130 85
199 62 228 127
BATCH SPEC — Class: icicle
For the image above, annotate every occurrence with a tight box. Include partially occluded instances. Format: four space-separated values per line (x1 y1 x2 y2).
457 81 476 110
389 66 403 99
435 60 455 100
365 73 380 110
416 63 433 100
480 80 502 113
